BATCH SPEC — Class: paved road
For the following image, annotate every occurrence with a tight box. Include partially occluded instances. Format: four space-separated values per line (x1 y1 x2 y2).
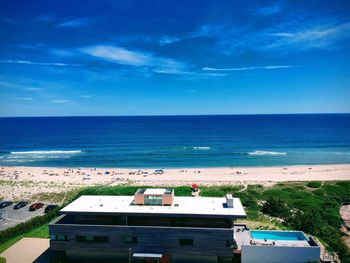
0 203 45 230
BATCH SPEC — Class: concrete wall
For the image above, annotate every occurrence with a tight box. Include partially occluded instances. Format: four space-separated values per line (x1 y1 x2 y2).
241 245 320 263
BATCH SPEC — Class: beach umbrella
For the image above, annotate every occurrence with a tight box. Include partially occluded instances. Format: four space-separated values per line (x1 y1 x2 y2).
191 183 199 189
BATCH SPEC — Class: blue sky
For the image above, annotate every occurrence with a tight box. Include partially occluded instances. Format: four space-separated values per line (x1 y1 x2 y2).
0 0 349 116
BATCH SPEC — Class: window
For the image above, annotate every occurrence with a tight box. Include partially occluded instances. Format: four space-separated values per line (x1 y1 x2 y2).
124 236 137 244
51 234 69 241
144 195 162 205
94 236 109 243
179 239 193 246
76 235 109 243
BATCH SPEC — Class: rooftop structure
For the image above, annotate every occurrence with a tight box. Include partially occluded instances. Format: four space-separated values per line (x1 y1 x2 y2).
60 194 246 219
49 188 320 263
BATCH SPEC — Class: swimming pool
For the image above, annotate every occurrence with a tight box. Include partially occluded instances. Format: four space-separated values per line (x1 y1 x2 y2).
251 231 307 241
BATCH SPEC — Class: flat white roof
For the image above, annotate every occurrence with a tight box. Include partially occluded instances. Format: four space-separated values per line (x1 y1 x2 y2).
143 188 167 195
60 195 246 219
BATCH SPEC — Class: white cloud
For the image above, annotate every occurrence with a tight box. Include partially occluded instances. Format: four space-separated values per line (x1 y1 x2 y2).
159 36 180 46
0 60 81 67
57 18 92 28
81 45 151 66
202 65 298 71
268 22 350 50
26 87 42 92
51 99 74 104
81 45 191 74
79 95 92 98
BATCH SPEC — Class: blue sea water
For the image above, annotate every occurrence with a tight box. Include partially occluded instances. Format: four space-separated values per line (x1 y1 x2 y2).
0 114 349 168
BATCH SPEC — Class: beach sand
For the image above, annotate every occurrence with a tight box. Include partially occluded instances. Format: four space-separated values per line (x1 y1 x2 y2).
1 164 350 185
1 164 350 188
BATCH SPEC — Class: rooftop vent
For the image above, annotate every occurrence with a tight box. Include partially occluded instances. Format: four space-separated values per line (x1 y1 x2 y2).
134 188 174 206
226 194 234 208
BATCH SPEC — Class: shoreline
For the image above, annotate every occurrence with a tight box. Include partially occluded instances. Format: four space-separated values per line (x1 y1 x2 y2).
1 164 349 200
1 163 350 185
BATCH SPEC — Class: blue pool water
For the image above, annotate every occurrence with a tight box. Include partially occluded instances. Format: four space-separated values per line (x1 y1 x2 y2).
251 231 307 241
0 114 349 168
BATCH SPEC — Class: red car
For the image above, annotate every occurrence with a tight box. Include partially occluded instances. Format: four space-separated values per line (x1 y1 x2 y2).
29 202 44 211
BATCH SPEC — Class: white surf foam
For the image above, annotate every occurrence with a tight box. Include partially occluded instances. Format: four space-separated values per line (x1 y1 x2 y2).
184 146 211 150
10 150 82 155
248 150 287 156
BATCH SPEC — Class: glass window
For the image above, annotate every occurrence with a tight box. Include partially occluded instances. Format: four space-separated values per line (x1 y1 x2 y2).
144 195 162 205
50 235 56 241
56 234 69 241
179 239 193 246
76 235 109 243
76 235 85 242
86 236 94 242
94 236 109 243
124 236 137 244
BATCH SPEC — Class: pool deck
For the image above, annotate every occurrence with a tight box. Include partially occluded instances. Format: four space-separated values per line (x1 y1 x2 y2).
234 225 314 250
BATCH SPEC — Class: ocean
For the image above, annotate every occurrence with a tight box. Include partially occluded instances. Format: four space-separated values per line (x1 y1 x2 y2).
0 114 349 168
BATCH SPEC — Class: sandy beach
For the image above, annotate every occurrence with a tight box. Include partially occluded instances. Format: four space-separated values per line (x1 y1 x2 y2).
1 164 350 187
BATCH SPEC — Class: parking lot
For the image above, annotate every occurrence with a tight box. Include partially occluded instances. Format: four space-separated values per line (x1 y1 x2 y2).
0 203 45 231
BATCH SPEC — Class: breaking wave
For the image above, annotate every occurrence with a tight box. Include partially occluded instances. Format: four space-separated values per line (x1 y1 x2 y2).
10 150 82 155
184 146 211 150
248 150 287 156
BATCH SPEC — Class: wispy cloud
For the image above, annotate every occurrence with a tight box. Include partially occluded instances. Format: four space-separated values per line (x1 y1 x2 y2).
14 97 32 101
0 80 19 89
268 22 350 50
26 87 42 92
51 99 76 105
158 18 350 54
159 36 181 46
0 60 81 67
2 18 23 26
256 3 282 16
49 48 76 57
202 65 298 71
81 45 151 66
81 45 191 75
57 17 92 28
79 95 92 98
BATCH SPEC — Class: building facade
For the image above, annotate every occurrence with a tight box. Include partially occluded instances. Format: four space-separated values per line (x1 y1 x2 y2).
49 188 320 263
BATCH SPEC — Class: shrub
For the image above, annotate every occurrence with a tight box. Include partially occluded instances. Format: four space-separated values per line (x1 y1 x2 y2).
307 181 322 188
261 196 289 218
0 210 58 245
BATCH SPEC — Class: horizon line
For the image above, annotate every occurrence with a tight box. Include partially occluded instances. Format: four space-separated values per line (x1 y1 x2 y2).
0 112 349 118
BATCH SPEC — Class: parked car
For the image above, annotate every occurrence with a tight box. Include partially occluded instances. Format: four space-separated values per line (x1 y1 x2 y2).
0 201 13 209
44 205 59 213
29 202 44 211
14 201 28 210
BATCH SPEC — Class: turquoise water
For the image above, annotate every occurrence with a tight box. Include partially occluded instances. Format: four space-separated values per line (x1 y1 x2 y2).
0 114 349 168
251 231 307 241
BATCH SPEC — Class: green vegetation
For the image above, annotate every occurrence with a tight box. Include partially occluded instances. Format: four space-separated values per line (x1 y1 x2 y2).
0 182 349 261
0 256 6 263
0 211 57 253
306 181 322 188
